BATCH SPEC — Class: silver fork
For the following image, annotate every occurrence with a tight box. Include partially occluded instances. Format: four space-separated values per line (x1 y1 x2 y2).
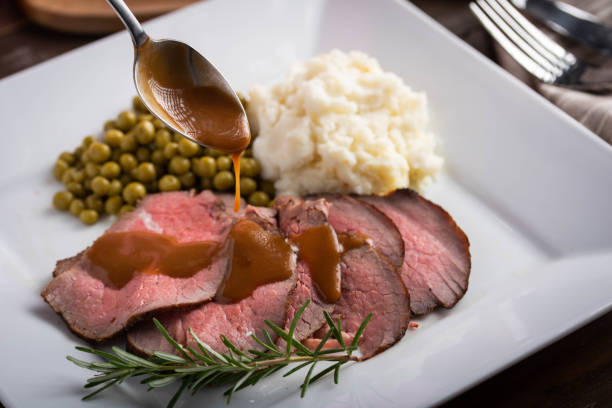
470 0 612 92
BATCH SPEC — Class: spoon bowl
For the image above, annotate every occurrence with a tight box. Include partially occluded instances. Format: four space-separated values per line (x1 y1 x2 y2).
106 0 250 154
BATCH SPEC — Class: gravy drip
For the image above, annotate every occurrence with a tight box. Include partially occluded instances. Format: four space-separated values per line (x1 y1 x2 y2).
232 154 241 213
220 219 295 302
86 231 221 288
292 224 341 303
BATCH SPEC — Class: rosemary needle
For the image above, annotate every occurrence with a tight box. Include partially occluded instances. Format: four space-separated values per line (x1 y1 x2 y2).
68 300 370 407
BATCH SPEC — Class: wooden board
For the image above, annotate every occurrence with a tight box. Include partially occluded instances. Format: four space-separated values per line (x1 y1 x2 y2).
20 0 199 35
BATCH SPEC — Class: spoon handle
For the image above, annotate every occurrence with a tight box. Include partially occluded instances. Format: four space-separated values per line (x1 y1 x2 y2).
105 0 149 47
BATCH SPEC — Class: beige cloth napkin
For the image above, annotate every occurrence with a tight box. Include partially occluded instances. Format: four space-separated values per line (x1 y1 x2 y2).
493 0 612 144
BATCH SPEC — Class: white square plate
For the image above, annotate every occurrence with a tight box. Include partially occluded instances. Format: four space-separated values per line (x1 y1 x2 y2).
0 0 611 407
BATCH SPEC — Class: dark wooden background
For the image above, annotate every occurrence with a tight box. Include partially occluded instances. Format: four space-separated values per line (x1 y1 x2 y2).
0 0 610 407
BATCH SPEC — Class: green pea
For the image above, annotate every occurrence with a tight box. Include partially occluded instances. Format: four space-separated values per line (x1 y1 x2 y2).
119 153 138 172
151 149 167 166
155 129 171 148
79 209 99 225
136 147 150 162
132 95 148 112
179 171 196 188
248 191 270 207
58 151 75 165
152 118 165 129
193 156 217 178
216 156 232 171
241 157 260 177
178 138 200 157
240 177 257 196
85 162 100 178
138 114 154 123
67 182 85 197
100 162 121 179
87 142 111 163
91 176 111 196
53 159 69 180
213 171 234 191
104 120 118 131
53 191 74 211
134 162 156 183
69 199 85 216
118 205 134 217
260 180 276 196
172 132 183 143
117 110 137 131
104 129 124 147
83 178 92 192
85 195 104 212
158 174 181 192
163 142 179 159
104 196 124 215
108 179 122 196
71 169 85 183
134 121 155 144
119 133 137 152
205 147 223 157
122 182 146 204
61 168 74 185
168 156 190 175
82 136 95 148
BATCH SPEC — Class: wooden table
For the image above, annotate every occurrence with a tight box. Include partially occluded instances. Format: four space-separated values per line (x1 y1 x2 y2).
0 1 610 406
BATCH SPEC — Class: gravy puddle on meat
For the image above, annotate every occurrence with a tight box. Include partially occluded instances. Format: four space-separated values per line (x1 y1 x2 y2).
337 232 368 253
136 40 250 212
220 219 295 302
87 220 295 296
292 224 341 303
86 231 221 288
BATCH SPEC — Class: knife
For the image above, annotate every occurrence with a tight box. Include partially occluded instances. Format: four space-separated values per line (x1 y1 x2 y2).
510 0 612 55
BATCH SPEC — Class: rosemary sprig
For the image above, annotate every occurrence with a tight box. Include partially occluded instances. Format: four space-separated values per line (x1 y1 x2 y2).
67 301 372 407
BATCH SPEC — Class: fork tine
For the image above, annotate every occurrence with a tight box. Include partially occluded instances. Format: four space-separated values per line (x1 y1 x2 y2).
476 0 562 76
484 0 570 70
470 2 555 83
494 0 576 66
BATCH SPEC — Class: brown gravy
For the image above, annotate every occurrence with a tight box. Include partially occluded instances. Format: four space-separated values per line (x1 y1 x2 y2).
292 224 341 303
220 220 294 301
86 231 221 288
338 232 368 253
137 40 250 212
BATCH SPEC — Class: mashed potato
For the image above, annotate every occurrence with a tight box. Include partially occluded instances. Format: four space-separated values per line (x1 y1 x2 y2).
248 50 443 196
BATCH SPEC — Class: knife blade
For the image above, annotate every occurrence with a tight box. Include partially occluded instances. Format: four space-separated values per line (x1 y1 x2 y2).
511 0 612 54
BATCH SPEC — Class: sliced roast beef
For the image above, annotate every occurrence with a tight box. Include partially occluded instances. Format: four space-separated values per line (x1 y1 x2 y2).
42 190 234 341
127 206 297 356
360 189 471 315
311 245 410 359
307 194 404 270
274 196 339 343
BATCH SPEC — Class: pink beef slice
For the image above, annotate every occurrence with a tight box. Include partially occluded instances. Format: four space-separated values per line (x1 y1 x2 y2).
360 189 471 315
41 190 234 341
307 194 404 270
312 245 410 360
126 205 297 356
274 196 340 343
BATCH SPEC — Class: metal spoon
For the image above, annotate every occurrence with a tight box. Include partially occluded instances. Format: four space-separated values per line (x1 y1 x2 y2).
105 0 249 152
